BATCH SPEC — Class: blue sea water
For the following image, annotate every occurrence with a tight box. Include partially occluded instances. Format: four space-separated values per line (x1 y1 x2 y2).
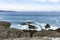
0 12 60 30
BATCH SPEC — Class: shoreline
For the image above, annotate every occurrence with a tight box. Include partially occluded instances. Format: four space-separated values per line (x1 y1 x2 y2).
0 21 60 40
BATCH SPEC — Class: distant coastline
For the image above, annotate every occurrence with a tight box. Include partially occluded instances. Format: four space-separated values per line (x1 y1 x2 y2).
0 10 16 12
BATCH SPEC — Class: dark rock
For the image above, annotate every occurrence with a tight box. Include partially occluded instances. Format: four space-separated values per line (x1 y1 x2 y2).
27 22 33 24
20 22 33 25
28 25 37 29
20 22 27 25
29 30 37 37
45 24 50 28
0 21 11 28
55 28 60 32
48 29 54 31
23 30 29 32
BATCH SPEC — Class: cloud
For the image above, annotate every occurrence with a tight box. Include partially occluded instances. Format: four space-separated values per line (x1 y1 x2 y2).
0 0 60 11
49 0 60 3
35 0 46 2
0 2 60 11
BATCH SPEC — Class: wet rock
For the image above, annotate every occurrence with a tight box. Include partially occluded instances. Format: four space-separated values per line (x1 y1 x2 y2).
20 22 27 25
45 24 50 28
0 21 11 28
28 25 37 29
20 22 33 25
27 22 33 24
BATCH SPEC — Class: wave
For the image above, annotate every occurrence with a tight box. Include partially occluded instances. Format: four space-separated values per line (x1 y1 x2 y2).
10 21 59 31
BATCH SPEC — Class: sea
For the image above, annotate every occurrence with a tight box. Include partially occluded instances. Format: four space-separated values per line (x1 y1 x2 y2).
0 12 60 30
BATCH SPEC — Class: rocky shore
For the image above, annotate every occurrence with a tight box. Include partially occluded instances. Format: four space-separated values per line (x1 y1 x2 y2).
0 21 60 40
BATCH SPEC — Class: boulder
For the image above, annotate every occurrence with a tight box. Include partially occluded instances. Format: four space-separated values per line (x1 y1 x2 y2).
0 21 11 28
8 28 24 38
23 30 37 37
45 24 50 28
28 25 37 29
20 22 27 25
20 22 32 25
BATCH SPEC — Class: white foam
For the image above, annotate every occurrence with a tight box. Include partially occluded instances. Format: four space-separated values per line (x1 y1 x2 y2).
10 22 60 31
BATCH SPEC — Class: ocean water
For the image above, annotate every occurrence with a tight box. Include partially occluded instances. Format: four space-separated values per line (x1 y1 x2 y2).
0 12 60 30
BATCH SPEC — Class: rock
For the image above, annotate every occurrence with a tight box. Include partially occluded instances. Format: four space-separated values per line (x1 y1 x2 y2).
55 28 60 32
32 30 58 37
27 22 33 24
20 22 32 25
28 25 37 29
23 30 37 37
48 29 54 31
8 28 24 38
20 22 27 25
45 24 50 28
0 28 9 39
0 28 25 39
47 33 60 37
20 32 30 37
0 21 11 28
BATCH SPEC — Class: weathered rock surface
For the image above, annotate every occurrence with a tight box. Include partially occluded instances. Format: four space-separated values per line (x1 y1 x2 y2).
20 32 30 37
0 21 11 28
32 30 60 37
23 30 37 37
0 21 60 40
55 28 60 32
0 28 9 39
8 28 24 38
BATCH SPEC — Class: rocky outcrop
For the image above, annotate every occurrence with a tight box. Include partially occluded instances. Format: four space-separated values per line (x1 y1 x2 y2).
23 30 37 37
0 28 24 39
0 21 11 28
8 28 24 38
47 33 60 37
32 30 60 37
20 32 30 37
0 28 9 39
55 28 60 32
0 21 60 40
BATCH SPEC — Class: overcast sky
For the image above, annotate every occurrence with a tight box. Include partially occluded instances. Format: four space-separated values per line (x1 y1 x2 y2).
0 0 60 11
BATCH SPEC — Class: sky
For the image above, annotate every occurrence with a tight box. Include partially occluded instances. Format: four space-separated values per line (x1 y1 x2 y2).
0 0 60 11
